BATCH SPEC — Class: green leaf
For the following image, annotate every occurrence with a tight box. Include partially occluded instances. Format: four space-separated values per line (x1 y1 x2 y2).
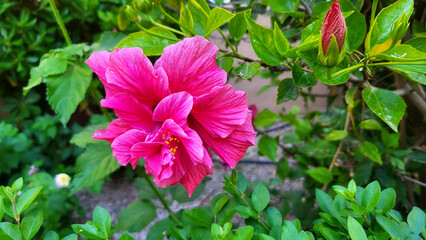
21 208 43 240
333 185 351 200
376 188 396 213
46 62 92 125
361 181 381 213
0 196 4 221
375 44 426 62
39 55 68 77
376 215 403 239
11 177 23 197
360 141 382 164
70 123 109 148
16 187 42 214
235 62 261 79
306 167 332 184
211 223 223 240
116 28 179 56
44 231 59 240
258 136 278 161
0 222 21 240
93 206 111 239
273 22 289 55
253 109 280 127
71 224 103 240
362 88 406 132
205 8 234 38
135 176 166 200
369 0 413 46
276 78 300 104
93 31 127 51
118 232 136 240
235 205 256 219
343 4 366 52
117 7 130 31
180 3 194 35
183 208 212 227
347 216 367 240
405 37 426 52
282 220 299 240
265 207 282 227
276 157 290 181
359 119 382 130
325 130 348 141
315 189 333 214
71 142 121 194
386 64 426 85
147 218 176 240
259 233 275 240
116 200 157 232
23 67 43 95
407 207 425 234
217 57 234 73
192 228 210 239
232 226 254 240
251 184 270 213
62 233 78 240
211 193 229 216
292 64 317 87
268 0 300 13
245 15 284 66
229 11 249 41
188 0 209 36
298 48 350 85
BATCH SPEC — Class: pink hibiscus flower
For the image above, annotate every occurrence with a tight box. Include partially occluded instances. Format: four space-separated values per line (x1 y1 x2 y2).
86 36 256 196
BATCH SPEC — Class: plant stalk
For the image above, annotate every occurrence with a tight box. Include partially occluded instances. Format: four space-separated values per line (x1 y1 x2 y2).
48 0 72 46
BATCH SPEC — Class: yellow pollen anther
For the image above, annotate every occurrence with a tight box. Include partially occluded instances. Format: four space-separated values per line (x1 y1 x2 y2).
165 141 169 144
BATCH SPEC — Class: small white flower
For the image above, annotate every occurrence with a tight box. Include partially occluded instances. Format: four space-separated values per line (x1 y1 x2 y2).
55 173 71 188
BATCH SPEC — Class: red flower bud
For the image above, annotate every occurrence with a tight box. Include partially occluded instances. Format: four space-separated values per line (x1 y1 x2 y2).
321 1 346 55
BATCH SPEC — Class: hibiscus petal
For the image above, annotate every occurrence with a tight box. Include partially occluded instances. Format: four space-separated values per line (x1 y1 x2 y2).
92 118 132 143
153 92 193 125
179 127 205 165
190 111 256 168
111 129 147 168
191 85 248 138
101 93 155 131
154 36 226 97
106 48 170 107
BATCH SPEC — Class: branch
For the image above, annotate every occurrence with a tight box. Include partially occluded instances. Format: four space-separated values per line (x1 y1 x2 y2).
219 49 288 71
401 175 426 188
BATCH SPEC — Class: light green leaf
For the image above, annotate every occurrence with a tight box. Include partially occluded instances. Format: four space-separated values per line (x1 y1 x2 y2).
61 234 78 240
44 231 59 240
359 119 382 131
347 216 367 240
23 67 43 95
292 64 317 87
70 123 109 148
11 177 23 197
46 62 92 125
205 8 234 38
229 10 249 41
376 188 396 213
407 207 425 234
116 28 179 56
39 55 68 77
386 64 426 85
376 215 403 239
232 226 254 240
21 208 43 240
375 44 426 62
315 189 333 214
16 187 42 214
180 2 194 35
306 167 332 184
116 200 157 232
276 78 300 104
253 109 280 127
183 208 212 227
362 88 406 132
361 181 381 213
217 57 234 73
93 31 127 51
71 224 103 240
71 142 121 194
188 0 209 36
405 37 426 52
360 141 382 164
234 62 261 79
268 0 300 13
251 184 270 213
265 207 282 228
93 206 111 239
245 15 284 66
325 130 348 141
258 136 278 161
0 222 21 240
259 233 275 240
147 219 176 240
273 22 289 55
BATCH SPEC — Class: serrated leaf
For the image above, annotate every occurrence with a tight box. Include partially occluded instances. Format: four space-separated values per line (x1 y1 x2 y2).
21 208 43 240
39 55 68 77
306 167 332 184
251 184 270 213
16 187 42 214
347 216 367 240
70 123 109 148
116 28 179 56
245 15 284 66
276 78 300 104
23 67 43 95
234 62 261 79
362 88 406 132
386 65 426 85
116 200 157 232
71 142 121 194
292 64 317 87
46 62 92 125
205 8 234 38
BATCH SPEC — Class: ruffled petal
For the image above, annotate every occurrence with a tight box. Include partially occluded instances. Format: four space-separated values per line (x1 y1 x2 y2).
101 93 155 131
154 36 226 97
106 48 170 108
190 111 256 168
191 85 248 138
111 129 147 168
153 92 193 125
92 118 132 143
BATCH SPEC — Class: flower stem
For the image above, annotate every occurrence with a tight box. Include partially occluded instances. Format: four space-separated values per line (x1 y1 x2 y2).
139 167 183 226
218 29 237 55
11 197 20 229
368 62 426 67
48 0 72 46
147 14 187 36
331 63 363 78
135 22 180 42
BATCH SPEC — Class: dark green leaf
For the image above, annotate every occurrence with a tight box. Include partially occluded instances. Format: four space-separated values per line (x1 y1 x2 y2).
11 177 23 197
188 0 209 36
117 28 179 56
93 206 111 238
211 193 229 216
62 233 78 240
71 142 121 194
217 57 234 73
258 136 278 162
376 215 403 239
118 232 136 240
405 37 426 52
183 208 212 227
251 184 270 213
276 78 300 104
147 218 176 240
315 189 333 214
0 222 21 240
253 109 279 127
344 5 366 52
21 208 43 240
46 62 92 125
235 62 261 79
44 231 59 240
205 8 234 37
376 188 396 213
360 141 382 164
361 181 381 213
229 11 249 41
362 88 406 132
235 205 256 219
245 15 284 66
265 207 282 227
306 167 332 184
273 22 289 55
292 64 317 87
347 216 367 240
116 200 157 232
16 186 42 214
93 31 127 51
386 64 426 85
276 157 290 181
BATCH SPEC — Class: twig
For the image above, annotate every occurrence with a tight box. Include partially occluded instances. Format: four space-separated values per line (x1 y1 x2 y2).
401 175 426 188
